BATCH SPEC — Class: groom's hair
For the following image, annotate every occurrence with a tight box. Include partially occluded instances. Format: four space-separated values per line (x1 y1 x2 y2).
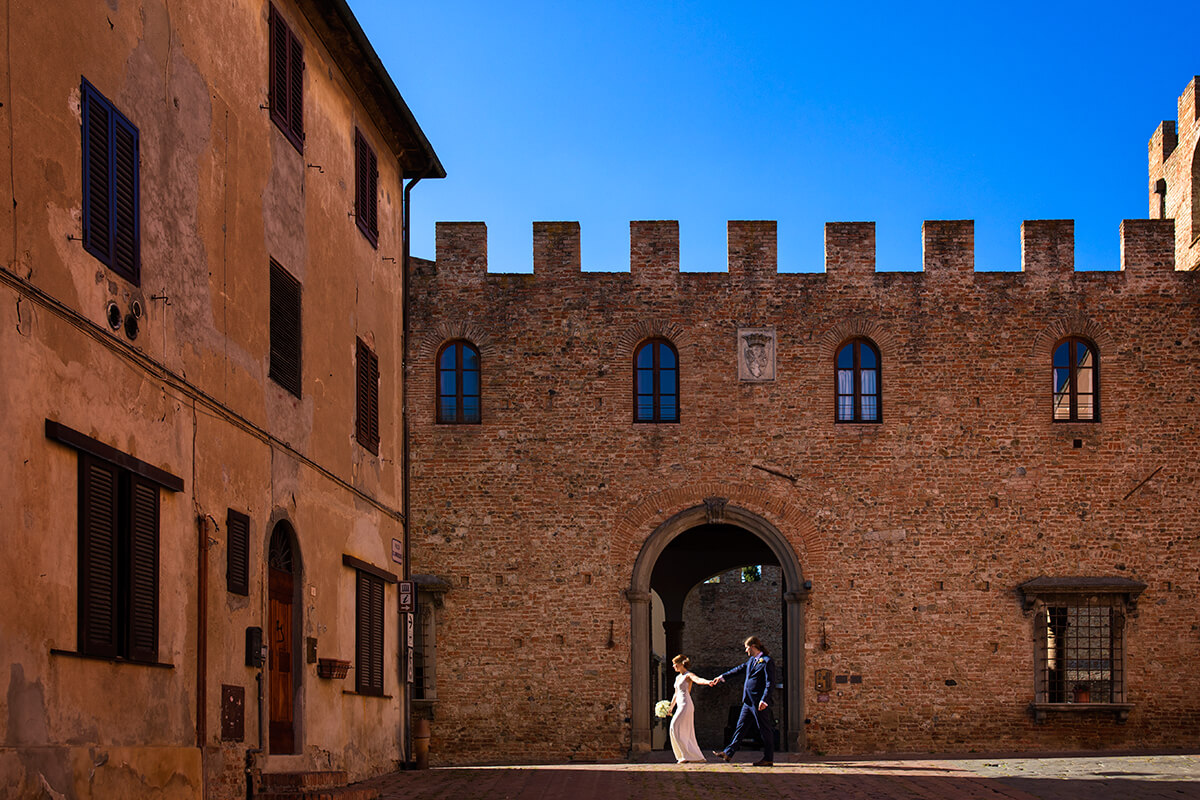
744 636 768 655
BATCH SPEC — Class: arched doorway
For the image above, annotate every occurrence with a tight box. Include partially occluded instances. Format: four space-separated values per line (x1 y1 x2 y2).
629 499 808 754
267 521 301 754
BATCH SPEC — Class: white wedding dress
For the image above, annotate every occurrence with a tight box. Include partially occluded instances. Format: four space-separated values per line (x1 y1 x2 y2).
669 673 706 763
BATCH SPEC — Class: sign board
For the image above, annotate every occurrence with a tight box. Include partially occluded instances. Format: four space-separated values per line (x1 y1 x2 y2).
391 538 403 565
407 647 415 683
406 614 414 648
398 580 415 613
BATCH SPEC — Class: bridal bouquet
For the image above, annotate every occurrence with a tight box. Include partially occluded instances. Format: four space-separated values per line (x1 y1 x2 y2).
654 700 671 718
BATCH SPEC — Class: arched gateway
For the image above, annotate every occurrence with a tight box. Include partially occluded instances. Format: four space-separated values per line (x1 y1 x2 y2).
627 500 809 754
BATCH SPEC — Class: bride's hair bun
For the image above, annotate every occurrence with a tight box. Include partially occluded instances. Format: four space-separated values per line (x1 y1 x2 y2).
671 654 691 669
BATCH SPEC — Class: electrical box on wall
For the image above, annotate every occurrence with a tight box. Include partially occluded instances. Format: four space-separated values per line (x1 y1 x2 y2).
245 626 264 668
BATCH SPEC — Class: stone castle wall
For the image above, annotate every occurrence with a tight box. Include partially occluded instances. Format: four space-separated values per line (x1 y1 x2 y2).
406 210 1200 763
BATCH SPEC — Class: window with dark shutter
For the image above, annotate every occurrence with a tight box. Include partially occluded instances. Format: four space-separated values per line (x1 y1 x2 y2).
355 570 385 695
269 259 302 397
76 451 166 663
226 509 250 596
268 4 304 152
354 129 379 246
81 79 140 284
356 338 380 454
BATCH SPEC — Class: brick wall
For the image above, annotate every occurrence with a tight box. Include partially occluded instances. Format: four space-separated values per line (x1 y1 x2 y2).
406 215 1200 764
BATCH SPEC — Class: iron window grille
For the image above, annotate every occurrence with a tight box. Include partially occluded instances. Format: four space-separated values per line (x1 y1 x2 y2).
835 338 881 423
633 338 679 423
437 340 481 424
1052 337 1099 422
1018 576 1145 723
81 79 140 285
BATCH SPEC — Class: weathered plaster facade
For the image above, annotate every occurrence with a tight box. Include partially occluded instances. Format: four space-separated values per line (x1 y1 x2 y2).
0 1 440 798
405 81 1200 765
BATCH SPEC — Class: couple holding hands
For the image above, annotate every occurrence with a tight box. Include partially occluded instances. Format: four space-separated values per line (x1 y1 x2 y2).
667 635 775 766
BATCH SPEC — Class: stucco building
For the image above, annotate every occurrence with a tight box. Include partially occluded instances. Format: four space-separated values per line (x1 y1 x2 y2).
0 0 441 797
404 78 1200 764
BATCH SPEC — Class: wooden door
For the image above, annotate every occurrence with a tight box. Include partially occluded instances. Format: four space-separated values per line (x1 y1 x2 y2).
268 565 295 753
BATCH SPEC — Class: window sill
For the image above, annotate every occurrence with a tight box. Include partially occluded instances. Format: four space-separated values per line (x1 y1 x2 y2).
413 697 438 707
342 690 393 699
50 648 175 670
1031 702 1132 724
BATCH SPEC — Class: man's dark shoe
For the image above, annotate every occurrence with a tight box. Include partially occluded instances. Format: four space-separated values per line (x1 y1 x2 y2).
712 750 731 762
752 759 774 766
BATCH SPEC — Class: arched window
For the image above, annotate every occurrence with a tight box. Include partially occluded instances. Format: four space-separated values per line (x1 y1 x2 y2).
634 338 679 423
437 341 481 424
836 338 881 422
1052 337 1098 421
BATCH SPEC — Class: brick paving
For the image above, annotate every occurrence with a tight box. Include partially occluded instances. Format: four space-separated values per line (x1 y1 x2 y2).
361 751 1200 800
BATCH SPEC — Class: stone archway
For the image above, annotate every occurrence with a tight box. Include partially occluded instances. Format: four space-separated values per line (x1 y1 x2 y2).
628 499 809 754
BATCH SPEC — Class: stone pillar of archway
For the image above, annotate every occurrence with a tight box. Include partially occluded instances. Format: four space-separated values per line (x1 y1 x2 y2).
784 589 807 752
662 619 684 664
627 590 652 753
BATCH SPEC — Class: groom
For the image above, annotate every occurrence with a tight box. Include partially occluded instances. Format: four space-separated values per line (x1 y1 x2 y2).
711 636 775 766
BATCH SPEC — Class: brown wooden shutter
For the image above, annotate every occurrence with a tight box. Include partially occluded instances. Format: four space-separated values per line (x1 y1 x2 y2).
269 260 302 397
287 30 304 143
111 118 139 284
356 338 380 454
127 475 159 663
366 147 378 241
226 509 250 596
83 88 112 265
78 454 119 658
269 6 288 133
355 571 384 695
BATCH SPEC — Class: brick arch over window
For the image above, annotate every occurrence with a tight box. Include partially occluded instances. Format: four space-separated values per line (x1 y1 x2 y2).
621 483 820 755
1031 315 1114 362
415 321 496 362
616 319 691 359
816 318 897 362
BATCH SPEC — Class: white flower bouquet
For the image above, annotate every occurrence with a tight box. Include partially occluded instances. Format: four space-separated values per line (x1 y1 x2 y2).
654 700 672 718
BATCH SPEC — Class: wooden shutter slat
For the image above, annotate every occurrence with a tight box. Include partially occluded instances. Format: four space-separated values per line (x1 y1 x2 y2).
83 90 112 263
367 347 380 451
127 476 159 663
288 31 304 142
269 260 302 396
79 455 119 658
226 509 250 596
269 6 289 132
369 577 384 692
356 571 370 693
367 149 378 241
111 118 139 283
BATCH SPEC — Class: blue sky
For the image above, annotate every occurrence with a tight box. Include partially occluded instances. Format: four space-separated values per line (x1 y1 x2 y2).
350 1 1197 273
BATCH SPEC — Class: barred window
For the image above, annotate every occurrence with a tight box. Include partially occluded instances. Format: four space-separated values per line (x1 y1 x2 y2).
413 602 436 701
1019 577 1144 723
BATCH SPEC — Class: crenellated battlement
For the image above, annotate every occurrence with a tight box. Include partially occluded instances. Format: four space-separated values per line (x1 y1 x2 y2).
427 218 1182 283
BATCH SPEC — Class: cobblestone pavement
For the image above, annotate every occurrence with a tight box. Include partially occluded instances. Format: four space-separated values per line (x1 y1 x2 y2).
362 751 1200 800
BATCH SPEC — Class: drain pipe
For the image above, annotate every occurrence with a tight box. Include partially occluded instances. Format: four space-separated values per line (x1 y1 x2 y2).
245 670 263 800
400 167 427 767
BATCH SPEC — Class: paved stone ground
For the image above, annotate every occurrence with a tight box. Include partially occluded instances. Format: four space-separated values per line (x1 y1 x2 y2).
362 751 1200 800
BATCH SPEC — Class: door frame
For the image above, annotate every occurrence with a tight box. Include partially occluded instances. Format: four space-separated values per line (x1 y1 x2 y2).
266 519 302 754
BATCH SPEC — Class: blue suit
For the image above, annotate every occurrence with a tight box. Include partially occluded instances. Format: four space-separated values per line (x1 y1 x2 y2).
718 653 775 760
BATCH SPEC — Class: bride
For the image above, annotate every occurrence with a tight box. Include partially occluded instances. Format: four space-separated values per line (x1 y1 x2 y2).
668 654 715 764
